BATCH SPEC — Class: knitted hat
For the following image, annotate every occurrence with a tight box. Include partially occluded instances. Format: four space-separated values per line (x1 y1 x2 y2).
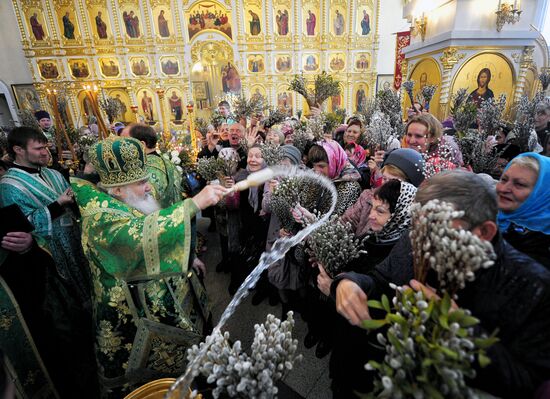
281 145 301 165
89 136 148 187
382 148 425 187
34 110 50 120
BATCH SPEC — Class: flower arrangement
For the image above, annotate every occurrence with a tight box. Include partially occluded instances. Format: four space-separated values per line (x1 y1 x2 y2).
233 94 268 121
323 109 347 137
402 80 415 105
511 92 547 152
195 117 210 136
218 148 241 176
290 125 312 154
306 215 365 278
210 109 232 129
288 72 341 109
98 95 124 124
260 142 285 166
270 177 305 232
196 157 225 182
420 85 438 112
410 199 496 294
186 312 302 399
262 108 288 129
364 111 395 151
457 129 500 175
377 89 405 139
477 95 507 136
17 109 41 130
305 114 326 141
356 97 378 127
450 89 478 136
363 286 498 399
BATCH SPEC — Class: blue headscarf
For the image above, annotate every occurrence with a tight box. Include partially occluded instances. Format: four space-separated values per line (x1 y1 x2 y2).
497 152 550 234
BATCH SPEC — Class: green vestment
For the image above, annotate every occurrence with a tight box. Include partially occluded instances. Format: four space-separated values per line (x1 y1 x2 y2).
0 167 91 304
147 153 182 208
71 178 210 397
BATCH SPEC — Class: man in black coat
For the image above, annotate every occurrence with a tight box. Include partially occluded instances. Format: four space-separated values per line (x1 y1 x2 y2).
331 170 550 399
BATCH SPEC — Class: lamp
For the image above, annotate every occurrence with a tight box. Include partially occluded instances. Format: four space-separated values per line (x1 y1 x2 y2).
411 13 428 41
495 0 521 32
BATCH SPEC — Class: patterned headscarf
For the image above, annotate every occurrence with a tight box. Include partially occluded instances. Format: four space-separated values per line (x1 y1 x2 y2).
347 142 367 167
319 140 348 180
372 181 417 243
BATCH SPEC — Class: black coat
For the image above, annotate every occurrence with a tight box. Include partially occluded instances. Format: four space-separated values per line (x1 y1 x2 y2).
502 223 550 269
332 232 550 399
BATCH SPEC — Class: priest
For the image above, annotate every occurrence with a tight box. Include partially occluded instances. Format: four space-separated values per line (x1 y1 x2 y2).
71 136 227 397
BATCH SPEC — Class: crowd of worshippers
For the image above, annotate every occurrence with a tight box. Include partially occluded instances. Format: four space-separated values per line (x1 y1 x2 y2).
0 99 549 399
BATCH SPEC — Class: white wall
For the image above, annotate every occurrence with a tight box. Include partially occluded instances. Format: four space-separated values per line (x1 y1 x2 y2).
0 3 32 85
376 0 410 74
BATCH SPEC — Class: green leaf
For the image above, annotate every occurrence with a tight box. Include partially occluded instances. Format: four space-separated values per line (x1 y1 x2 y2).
460 315 480 327
381 295 391 313
438 313 449 329
439 346 459 359
474 336 500 349
425 384 445 399
361 319 388 330
387 313 407 325
441 293 451 315
367 300 385 311
478 353 491 368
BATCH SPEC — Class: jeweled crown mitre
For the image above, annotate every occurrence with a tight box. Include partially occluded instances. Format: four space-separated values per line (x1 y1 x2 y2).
89 136 148 187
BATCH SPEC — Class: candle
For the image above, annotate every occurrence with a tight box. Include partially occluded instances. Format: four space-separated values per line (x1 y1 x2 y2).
498 0 501 9
513 0 517 9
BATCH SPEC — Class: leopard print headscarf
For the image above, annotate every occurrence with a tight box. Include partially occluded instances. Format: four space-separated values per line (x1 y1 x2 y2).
373 181 417 243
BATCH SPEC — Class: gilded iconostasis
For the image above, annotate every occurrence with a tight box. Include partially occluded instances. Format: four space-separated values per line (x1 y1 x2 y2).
11 0 381 129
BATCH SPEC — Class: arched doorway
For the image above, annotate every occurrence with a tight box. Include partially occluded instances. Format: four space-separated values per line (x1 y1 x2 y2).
189 37 239 117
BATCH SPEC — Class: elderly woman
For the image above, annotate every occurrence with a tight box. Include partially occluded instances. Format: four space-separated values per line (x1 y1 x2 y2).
404 113 463 176
328 180 417 395
225 145 270 293
307 140 362 215
496 152 550 268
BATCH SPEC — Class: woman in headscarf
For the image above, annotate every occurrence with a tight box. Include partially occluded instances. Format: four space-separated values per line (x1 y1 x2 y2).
345 142 370 189
261 145 308 313
496 152 550 268
327 180 418 398
306 140 362 215
226 145 270 293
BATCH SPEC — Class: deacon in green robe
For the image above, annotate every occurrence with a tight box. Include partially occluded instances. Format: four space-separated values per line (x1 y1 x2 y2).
73 136 227 398
122 123 182 208
0 127 91 305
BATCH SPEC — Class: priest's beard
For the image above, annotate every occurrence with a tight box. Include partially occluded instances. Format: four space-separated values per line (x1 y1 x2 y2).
109 186 160 215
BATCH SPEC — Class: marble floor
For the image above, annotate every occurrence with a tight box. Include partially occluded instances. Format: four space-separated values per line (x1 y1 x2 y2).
197 216 332 399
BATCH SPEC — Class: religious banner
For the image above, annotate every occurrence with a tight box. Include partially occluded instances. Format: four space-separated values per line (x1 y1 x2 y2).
393 30 411 90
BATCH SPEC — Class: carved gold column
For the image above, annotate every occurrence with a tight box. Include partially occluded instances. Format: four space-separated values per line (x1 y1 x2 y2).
186 101 198 159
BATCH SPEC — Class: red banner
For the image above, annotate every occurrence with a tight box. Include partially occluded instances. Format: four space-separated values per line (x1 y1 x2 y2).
393 30 411 91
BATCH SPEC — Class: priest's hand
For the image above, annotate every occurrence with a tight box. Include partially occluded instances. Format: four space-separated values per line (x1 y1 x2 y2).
1 232 33 254
57 188 74 206
192 184 228 209
335 279 371 326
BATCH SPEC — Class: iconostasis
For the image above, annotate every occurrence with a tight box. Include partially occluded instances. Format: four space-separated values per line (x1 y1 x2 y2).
12 0 380 129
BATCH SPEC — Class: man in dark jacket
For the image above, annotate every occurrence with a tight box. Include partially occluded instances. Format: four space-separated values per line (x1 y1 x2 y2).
331 170 550 398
